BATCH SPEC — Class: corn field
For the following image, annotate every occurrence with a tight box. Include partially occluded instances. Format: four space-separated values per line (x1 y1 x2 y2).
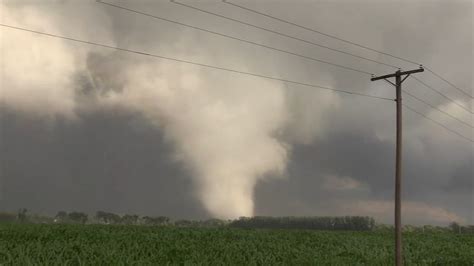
0 224 473 265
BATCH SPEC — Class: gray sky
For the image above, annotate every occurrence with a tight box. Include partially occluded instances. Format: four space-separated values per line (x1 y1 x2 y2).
0 0 472 225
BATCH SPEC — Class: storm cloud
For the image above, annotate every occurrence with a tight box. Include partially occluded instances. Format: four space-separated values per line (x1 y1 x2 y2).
0 0 472 224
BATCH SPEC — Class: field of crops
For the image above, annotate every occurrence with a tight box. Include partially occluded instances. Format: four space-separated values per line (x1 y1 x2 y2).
1 224 473 265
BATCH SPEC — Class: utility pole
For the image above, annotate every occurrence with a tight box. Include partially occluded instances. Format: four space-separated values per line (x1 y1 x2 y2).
371 66 424 266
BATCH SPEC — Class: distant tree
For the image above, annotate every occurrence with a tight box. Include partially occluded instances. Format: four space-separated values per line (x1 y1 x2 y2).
28 214 54 224
174 219 191 227
202 219 226 227
96 211 121 224
17 208 28 223
96 211 107 223
142 216 170 226
55 211 68 223
155 216 170 225
142 216 152 225
449 222 461 234
68 212 88 224
229 216 375 231
121 214 139 225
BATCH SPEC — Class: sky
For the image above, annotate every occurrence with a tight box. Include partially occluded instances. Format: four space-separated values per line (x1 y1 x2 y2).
0 0 472 225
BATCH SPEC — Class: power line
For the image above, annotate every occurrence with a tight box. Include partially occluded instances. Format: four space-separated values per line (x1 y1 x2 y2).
172 0 473 112
165 0 399 69
169 0 472 117
403 104 473 143
95 0 373 76
223 0 472 99
4 24 469 143
402 90 472 128
425 66 472 99
371 67 464 264
222 0 420 66
0 24 394 102
411 76 472 114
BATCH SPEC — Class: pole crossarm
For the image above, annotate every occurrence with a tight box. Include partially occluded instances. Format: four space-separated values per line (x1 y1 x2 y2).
371 67 424 82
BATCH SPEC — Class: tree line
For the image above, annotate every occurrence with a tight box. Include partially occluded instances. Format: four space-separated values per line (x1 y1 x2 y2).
54 211 173 226
229 216 376 231
0 209 209 226
0 209 472 233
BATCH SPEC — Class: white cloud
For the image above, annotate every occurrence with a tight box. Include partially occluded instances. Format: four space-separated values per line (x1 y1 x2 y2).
98 61 290 218
0 1 115 119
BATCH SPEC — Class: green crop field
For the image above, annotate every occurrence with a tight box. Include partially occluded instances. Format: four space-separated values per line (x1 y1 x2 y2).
0 224 473 265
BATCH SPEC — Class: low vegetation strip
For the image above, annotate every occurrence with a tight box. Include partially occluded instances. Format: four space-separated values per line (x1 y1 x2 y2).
230 216 375 231
1 224 473 265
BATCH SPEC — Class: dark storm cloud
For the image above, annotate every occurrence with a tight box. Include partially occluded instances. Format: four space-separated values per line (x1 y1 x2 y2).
0 109 207 219
255 125 473 224
0 0 472 224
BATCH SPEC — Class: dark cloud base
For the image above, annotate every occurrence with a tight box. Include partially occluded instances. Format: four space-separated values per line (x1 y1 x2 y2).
0 108 207 219
1 106 472 223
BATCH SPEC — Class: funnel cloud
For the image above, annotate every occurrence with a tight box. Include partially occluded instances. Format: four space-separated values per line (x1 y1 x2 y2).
0 0 472 224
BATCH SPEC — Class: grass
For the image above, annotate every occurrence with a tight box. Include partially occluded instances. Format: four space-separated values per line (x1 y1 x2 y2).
0 223 473 265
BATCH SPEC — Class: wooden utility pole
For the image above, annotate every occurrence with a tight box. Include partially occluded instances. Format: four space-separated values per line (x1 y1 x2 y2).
371 66 424 266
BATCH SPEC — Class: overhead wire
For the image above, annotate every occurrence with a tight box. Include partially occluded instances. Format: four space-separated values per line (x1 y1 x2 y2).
169 0 473 117
105 0 474 143
103 0 474 124
222 0 420 66
403 104 473 143
2 16 471 143
95 0 373 76
103 0 472 123
424 66 472 99
222 0 472 99
402 89 472 128
163 0 399 69
0 24 394 102
411 76 472 114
